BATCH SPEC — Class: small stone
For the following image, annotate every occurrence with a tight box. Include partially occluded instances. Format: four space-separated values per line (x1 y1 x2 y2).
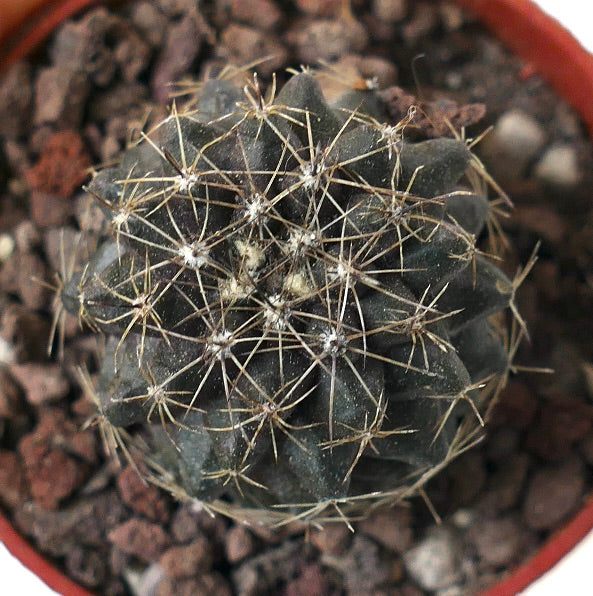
159 538 212 577
65 545 106 588
0 62 33 138
155 0 197 16
285 563 329 596
489 380 538 429
534 144 581 188
403 527 461 592
402 1 438 43
372 0 408 23
170 504 201 543
232 541 301 595
221 24 288 78
0 233 15 262
295 0 341 16
341 534 391 594
151 11 206 104
158 572 232 596
231 0 283 31
16 252 50 310
0 450 29 508
523 455 585 531
113 31 151 83
0 303 50 362
131 2 168 47
10 362 70 405
225 524 256 563
467 515 528 567
108 518 172 563
310 522 351 556
288 17 368 64
357 507 413 553
479 109 546 180
525 395 593 461
29 191 74 228
34 66 90 127
14 221 41 253
116 465 170 522
479 453 530 513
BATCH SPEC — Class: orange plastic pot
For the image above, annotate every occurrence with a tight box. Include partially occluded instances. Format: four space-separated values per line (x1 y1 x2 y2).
1 1 592 594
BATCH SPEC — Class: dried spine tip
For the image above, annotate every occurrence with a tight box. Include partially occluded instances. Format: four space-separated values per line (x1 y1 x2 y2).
62 69 521 524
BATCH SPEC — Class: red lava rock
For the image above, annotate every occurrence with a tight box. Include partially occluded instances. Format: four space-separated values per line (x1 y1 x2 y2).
0 450 29 508
225 524 256 563
116 465 170 523
108 518 171 563
159 537 212 577
157 572 232 596
288 17 368 64
230 0 283 31
310 522 352 556
285 563 329 596
357 507 413 553
221 24 288 78
525 395 593 461
489 380 538 429
523 455 585 531
467 515 529 567
26 130 91 198
17 408 97 509
10 362 70 405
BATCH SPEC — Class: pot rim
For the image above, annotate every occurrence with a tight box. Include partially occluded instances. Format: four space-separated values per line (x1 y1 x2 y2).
1 1 593 594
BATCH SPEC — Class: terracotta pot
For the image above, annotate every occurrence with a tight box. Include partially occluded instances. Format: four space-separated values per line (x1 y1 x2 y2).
0 1 592 594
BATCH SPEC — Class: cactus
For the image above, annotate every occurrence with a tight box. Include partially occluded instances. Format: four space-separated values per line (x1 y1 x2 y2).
60 69 520 523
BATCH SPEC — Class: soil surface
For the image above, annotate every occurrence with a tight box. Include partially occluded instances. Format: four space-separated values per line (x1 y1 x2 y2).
1 1 593 594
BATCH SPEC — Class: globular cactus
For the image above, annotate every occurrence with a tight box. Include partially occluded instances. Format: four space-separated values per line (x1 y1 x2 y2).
61 69 518 523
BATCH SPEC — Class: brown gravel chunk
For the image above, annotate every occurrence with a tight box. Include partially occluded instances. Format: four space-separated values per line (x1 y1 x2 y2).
225 524 256 563
285 563 329 596
523 455 586 531
157 572 232 596
151 11 206 104
288 17 368 64
357 507 413 553
34 66 90 128
221 24 288 78
108 518 171 563
525 395 593 461
116 465 170 523
159 537 212 577
10 362 69 405
231 0 282 31
310 522 351 556
0 303 50 362
0 450 29 508
0 62 33 139
467 515 529 567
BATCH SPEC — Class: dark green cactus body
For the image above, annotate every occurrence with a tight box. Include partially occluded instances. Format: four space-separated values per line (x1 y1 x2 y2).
63 72 515 521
